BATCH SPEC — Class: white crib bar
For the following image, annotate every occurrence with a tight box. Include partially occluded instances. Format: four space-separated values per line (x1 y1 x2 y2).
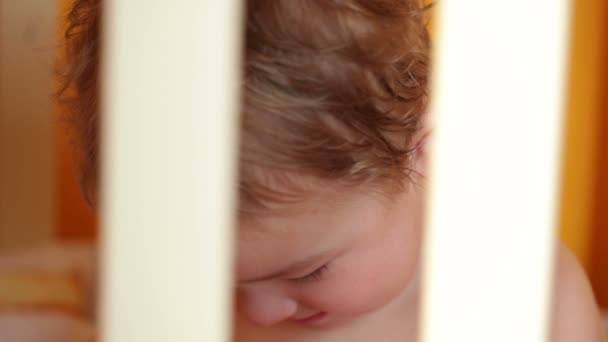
421 1 571 342
101 1 243 341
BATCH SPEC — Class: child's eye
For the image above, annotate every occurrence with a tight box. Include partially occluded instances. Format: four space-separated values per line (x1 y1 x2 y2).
290 264 329 284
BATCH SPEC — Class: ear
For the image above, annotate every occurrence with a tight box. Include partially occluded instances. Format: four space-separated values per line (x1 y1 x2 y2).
412 113 431 177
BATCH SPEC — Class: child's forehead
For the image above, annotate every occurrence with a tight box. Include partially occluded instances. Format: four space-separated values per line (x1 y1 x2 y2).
238 194 379 243
239 167 341 217
237 163 400 220
238 185 390 236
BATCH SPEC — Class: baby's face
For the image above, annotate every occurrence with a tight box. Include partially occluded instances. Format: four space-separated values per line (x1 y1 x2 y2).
235 181 424 328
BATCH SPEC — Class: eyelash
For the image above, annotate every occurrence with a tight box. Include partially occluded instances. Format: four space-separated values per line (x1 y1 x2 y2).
291 264 329 284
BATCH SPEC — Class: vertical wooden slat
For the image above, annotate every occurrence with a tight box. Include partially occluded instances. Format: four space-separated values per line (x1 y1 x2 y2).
421 1 571 342
559 0 607 270
101 1 243 341
589 12 608 308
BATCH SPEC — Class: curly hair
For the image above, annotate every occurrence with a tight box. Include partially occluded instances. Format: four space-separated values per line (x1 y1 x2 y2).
60 0 431 215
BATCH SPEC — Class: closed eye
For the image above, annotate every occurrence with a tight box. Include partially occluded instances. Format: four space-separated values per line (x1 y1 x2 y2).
290 264 329 284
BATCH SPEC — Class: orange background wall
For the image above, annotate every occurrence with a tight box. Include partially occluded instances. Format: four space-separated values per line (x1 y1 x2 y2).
54 0 97 241
1 0 56 248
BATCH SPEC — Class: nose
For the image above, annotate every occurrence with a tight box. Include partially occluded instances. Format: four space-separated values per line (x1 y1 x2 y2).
237 286 298 327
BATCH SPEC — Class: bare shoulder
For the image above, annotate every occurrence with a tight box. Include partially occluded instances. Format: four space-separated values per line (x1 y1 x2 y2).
550 243 607 342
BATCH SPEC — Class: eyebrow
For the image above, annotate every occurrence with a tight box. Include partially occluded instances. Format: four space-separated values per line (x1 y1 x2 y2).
238 252 330 284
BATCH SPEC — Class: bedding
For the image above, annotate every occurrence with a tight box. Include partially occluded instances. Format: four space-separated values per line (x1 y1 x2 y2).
0 242 96 342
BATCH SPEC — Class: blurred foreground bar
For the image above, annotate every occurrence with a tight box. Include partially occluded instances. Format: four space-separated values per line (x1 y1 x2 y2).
101 1 243 341
422 1 571 342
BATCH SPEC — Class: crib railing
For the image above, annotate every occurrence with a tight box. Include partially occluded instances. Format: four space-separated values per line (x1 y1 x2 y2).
101 1 243 341
421 1 570 342
101 0 571 341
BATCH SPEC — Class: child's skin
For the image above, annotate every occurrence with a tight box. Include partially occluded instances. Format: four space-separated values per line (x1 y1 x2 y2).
233 130 606 342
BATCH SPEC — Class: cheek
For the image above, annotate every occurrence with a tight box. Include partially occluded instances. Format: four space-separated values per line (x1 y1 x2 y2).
301 219 421 315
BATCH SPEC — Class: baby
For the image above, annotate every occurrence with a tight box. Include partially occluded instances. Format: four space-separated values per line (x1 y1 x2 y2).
61 0 606 341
